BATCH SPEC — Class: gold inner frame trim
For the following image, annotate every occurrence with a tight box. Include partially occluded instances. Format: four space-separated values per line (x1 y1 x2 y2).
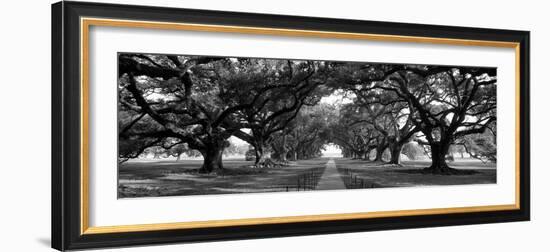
84 204 517 234
80 17 522 235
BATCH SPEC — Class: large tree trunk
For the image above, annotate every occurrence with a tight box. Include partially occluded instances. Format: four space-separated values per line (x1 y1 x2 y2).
254 143 274 168
199 144 224 173
257 152 273 167
424 141 455 174
389 143 404 165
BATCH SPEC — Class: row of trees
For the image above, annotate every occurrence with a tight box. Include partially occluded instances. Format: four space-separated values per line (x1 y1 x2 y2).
118 53 497 174
118 54 332 173
270 104 335 162
139 141 249 160
327 63 497 173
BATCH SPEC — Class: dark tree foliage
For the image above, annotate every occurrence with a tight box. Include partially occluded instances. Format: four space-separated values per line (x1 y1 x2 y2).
330 104 377 160
455 131 497 163
230 59 330 167
338 64 496 173
275 105 334 161
118 54 325 172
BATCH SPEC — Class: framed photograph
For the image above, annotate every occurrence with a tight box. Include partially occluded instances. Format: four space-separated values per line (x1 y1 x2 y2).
52 1 530 250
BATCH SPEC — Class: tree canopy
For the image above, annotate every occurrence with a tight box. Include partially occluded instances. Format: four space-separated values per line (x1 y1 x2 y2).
119 53 497 174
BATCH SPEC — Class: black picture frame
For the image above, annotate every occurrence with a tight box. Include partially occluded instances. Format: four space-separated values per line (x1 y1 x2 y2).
52 1 530 251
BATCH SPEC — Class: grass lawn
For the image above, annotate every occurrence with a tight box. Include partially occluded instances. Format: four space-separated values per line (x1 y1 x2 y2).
118 158 327 198
335 158 496 189
119 157 497 198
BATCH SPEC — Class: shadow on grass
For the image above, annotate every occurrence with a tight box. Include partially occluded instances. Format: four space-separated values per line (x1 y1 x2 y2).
118 158 330 198
390 168 480 176
333 158 496 187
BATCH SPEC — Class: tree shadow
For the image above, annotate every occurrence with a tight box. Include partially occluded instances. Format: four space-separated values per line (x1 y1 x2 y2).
391 168 480 175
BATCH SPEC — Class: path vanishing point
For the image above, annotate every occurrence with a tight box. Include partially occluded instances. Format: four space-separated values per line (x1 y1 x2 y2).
316 159 346 190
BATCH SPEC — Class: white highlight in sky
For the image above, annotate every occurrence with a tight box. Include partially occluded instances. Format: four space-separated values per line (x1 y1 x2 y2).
320 91 354 105
322 143 342 157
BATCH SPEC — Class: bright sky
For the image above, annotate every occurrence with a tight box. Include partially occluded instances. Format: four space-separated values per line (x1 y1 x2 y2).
229 136 248 146
321 143 343 157
320 91 353 105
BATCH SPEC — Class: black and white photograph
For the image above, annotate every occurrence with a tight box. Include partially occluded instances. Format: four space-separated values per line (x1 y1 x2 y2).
118 53 497 198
